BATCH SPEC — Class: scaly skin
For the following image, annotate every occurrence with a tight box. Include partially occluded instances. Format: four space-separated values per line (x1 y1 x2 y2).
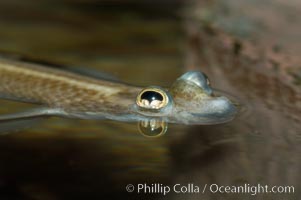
0 57 141 114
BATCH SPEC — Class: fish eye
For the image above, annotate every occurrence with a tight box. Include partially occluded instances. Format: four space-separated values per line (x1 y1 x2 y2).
203 73 210 86
136 87 169 111
174 71 213 95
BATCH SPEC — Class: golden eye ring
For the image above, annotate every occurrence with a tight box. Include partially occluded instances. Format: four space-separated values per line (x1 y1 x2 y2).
136 87 169 111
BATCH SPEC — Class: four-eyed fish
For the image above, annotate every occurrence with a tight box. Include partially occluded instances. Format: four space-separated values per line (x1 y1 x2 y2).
0 57 237 135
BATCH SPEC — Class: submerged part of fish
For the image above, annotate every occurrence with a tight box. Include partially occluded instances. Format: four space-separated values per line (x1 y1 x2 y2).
0 57 237 125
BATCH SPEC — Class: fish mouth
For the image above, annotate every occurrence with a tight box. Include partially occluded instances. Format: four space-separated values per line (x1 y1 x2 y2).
191 97 237 123
164 96 238 125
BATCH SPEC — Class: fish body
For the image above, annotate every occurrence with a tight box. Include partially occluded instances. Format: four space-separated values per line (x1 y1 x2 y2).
0 57 140 115
0 57 237 125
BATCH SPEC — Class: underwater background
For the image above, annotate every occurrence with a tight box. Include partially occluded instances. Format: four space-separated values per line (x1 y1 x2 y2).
0 0 300 199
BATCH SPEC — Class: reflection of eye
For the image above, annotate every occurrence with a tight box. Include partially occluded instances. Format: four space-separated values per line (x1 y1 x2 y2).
138 119 168 138
136 87 169 111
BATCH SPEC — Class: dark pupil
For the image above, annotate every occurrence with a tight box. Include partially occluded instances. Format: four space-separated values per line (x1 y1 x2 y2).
141 91 163 102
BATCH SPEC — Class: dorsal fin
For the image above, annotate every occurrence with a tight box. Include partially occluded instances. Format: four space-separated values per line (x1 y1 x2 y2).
0 51 120 82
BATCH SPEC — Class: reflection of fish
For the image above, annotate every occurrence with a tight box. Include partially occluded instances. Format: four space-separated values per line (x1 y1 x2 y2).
0 57 237 125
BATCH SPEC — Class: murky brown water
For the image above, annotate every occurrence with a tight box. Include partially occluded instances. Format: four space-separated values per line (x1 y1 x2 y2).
0 1 300 200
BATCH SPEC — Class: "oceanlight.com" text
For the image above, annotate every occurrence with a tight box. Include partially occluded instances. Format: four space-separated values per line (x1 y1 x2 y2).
125 183 295 196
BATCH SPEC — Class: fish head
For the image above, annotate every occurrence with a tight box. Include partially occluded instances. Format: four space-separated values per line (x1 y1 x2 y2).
134 71 237 125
